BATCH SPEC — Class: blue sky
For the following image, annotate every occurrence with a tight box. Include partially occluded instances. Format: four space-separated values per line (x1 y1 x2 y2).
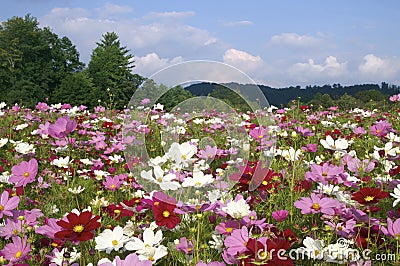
1 0 400 86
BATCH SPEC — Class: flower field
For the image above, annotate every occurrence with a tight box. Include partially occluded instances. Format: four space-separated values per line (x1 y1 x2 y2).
1 96 400 266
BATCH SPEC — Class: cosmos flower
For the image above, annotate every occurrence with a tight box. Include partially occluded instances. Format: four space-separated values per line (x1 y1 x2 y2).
141 166 181 191
95 226 130 254
222 196 251 219
1 235 31 263
125 227 168 262
351 187 389 205
48 116 77 139
99 253 152 266
55 211 101 242
0 190 20 219
9 158 38 187
320 135 349 151
294 193 339 215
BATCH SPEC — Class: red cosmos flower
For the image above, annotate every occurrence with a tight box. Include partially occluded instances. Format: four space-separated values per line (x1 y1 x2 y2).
351 187 390 205
54 211 101 242
101 121 114 129
152 201 180 229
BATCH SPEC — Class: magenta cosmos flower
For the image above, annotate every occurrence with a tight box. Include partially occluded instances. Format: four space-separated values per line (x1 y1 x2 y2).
48 116 77 138
224 226 250 257
1 235 31 263
0 190 20 219
294 193 339 215
272 209 289 222
9 158 38 187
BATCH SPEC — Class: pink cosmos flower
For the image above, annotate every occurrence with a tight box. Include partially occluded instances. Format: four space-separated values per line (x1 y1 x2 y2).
35 102 49 112
1 235 31 263
346 157 375 176
99 253 152 266
305 163 344 185
294 193 339 215
224 226 250 257
103 175 124 191
175 237 194 254
35 218 63 239
0 219 26 239
48 116 77 139
272 209 289 222
141 98 151 105
0 190 20 219
198 145 217 160
216 220 240 235
381 218 400 238
9 158 38 187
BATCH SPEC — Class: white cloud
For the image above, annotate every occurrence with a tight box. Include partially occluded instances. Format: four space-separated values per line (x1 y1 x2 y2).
96 3 134 18
39 7 220 64
134 53 183 77
270 33 322 47
223 48 263 72
288 56 347 83
221 20 253 27
144 11 195 19
358 54 400 80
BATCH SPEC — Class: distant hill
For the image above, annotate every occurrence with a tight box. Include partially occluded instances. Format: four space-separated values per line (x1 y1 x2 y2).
185 82 400 107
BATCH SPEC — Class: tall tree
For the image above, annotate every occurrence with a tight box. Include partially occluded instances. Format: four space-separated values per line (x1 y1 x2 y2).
0 14 84 106
87 32 138 109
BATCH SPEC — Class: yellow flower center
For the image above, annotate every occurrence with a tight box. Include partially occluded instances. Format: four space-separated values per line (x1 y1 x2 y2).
195 182 202 186
376 129 381 133
322 172 327 177
148 256 155 261
312 203 321 211
337 226 343 231
182 155 187 160
258 250 270 260
364 196 374 202
23 172 29 177
15 251 22 259
114 210 121 214
154 201 160 206
262 180 268 186
73 225 84 233
157 178 163 182
110 184 116 189
162 210 170 218
0 205 4 211
112 240 119 246
258 134 263 139
226 227 233 233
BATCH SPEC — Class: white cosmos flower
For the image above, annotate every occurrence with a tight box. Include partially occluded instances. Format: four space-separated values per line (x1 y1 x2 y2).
15 142 35 154
125 227 167 262
52 156 72 168
0 138 8 148
391 184 400 207
68 186 85 194
15 123 28 131
95 226 129 254
320 135 349 151
182 170 214 188
278 147 302 161
51 247 80 265
295 237 325 260
167 142 197 167
80 158 93 165
141 166 181 191
222 198 251 219
94 170 109 180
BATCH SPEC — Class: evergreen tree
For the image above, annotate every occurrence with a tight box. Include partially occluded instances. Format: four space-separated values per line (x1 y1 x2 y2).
87 32 137 109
